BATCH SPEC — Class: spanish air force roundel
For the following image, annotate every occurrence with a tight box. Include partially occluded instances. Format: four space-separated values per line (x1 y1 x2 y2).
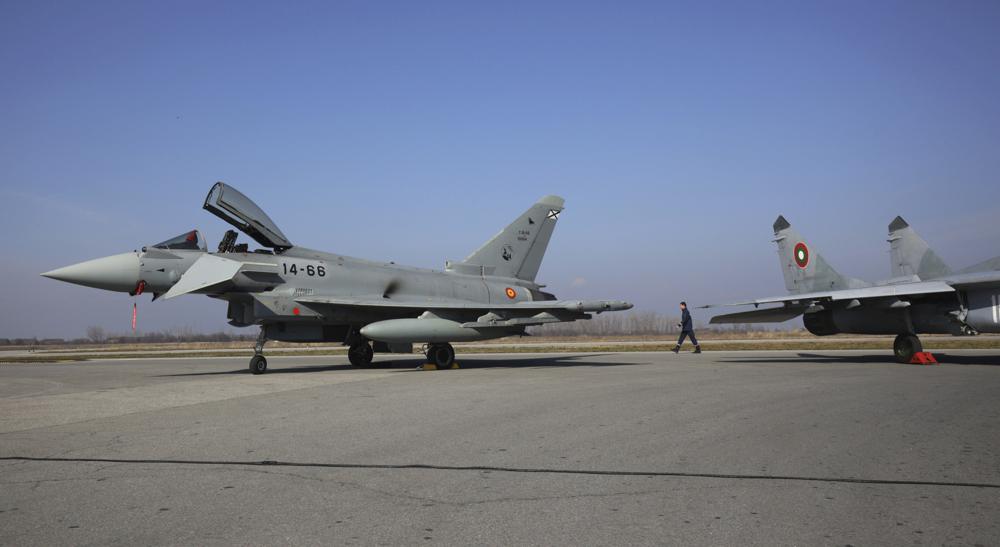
505 287 517 299
793 242 809 269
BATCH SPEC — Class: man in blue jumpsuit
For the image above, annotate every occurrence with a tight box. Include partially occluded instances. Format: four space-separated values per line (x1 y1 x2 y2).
672 301 702 354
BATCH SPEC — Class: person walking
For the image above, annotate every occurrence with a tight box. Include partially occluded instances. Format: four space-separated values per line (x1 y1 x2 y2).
672 301 701 354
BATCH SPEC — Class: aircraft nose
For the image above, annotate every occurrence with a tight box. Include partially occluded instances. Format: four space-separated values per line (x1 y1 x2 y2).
41 252 141 293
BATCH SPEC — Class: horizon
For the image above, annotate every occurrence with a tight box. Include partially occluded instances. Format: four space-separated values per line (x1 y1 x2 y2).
3 2 999 339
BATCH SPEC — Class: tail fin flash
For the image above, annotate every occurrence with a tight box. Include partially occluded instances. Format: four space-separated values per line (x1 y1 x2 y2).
888 216 952 280
773 215 863 293
455 195 564 281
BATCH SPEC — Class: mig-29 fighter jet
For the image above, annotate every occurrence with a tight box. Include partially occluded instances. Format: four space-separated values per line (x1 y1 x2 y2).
42 183 632 373
708 216 1000 363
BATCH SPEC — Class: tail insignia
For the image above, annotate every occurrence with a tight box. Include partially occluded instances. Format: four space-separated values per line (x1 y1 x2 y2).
794 242 810 269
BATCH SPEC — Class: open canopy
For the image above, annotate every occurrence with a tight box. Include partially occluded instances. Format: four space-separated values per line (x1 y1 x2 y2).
203 182 293 250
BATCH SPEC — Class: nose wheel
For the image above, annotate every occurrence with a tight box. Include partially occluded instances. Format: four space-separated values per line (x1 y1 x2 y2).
249 354 267 374
426 343 456 369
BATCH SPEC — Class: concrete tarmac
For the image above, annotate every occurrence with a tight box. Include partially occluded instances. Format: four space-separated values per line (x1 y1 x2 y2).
2 350 999 546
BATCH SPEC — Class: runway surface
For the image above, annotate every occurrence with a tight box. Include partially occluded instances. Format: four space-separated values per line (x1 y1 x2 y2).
2 350 999 545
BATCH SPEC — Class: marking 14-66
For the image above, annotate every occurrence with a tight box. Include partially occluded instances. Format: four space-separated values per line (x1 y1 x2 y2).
282 263 326 277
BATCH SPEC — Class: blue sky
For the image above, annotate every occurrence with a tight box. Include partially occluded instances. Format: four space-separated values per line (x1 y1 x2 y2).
2 1 999 338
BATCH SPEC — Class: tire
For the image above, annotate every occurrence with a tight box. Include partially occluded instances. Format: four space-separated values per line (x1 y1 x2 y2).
348 342 374 368
893 334 922 364
249 355 267 375
428 343 455 369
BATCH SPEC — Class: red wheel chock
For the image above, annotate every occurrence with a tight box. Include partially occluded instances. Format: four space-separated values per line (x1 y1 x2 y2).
908 352 938 365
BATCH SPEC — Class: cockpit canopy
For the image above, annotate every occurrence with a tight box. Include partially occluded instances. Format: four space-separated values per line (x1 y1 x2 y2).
203 182 293 250
152 230 207 251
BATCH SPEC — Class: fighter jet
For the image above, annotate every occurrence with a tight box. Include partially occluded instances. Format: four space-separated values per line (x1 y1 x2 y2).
707 216 1000 363
41 183 632 373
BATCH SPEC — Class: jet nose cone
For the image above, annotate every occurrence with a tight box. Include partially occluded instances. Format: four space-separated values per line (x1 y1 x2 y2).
41 252 141 293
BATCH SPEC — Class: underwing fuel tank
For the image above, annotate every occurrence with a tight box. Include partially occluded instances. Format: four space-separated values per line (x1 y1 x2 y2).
360 316 512 343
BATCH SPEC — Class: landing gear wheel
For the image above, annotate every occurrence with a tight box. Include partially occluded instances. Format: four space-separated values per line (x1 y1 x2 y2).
427 343 455 370
249 355 268 375
348 342 374 368
893 334 923 364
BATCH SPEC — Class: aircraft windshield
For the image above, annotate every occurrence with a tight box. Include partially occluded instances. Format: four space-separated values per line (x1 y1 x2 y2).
153 230 206 251
203 182 292 250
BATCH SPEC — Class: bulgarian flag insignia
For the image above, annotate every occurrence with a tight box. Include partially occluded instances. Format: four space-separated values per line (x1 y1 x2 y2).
793 242 810 269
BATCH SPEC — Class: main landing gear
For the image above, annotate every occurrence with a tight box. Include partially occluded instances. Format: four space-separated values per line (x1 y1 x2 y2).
249 328 268 374
348 341 375 368
425 343 456 369
893 334 923 364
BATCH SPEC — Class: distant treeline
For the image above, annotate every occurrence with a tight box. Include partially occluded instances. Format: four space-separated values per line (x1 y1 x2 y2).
529 311 779 336
1 312 788 346
0 326 255 347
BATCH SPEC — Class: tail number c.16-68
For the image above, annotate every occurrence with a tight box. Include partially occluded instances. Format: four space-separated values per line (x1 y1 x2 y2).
282 263 326 277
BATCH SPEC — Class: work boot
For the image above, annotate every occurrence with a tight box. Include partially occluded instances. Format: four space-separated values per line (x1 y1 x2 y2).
693 345 702 354
671 345 680 354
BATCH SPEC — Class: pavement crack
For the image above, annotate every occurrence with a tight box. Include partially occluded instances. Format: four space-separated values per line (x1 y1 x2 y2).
1 456 998 490
449 489 668 507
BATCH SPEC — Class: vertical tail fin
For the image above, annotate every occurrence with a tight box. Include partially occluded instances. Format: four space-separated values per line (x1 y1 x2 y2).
887 216 952 280
773 215 864 293
454 195 564 281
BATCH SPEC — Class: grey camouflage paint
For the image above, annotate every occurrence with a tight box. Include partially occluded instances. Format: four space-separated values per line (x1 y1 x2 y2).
772 215 868 293
711 215 1000 339
887 216 952 280
41 183 632 347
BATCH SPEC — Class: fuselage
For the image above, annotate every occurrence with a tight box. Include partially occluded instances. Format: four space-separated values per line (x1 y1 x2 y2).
130 245 555 342
802 273 1000 337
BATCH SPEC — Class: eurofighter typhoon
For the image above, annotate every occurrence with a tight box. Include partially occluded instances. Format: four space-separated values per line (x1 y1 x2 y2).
41 183 633 373
708 216 1000 362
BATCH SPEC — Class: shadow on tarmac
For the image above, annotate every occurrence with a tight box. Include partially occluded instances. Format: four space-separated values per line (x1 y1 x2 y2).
719 352 1000 366
154 353 628 377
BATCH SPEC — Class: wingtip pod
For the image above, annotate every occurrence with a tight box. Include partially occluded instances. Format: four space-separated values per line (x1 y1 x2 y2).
607 300 633 312
557 300 633 312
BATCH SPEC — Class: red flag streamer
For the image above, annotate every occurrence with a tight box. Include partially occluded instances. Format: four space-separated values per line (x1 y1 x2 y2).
131 303 137 332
